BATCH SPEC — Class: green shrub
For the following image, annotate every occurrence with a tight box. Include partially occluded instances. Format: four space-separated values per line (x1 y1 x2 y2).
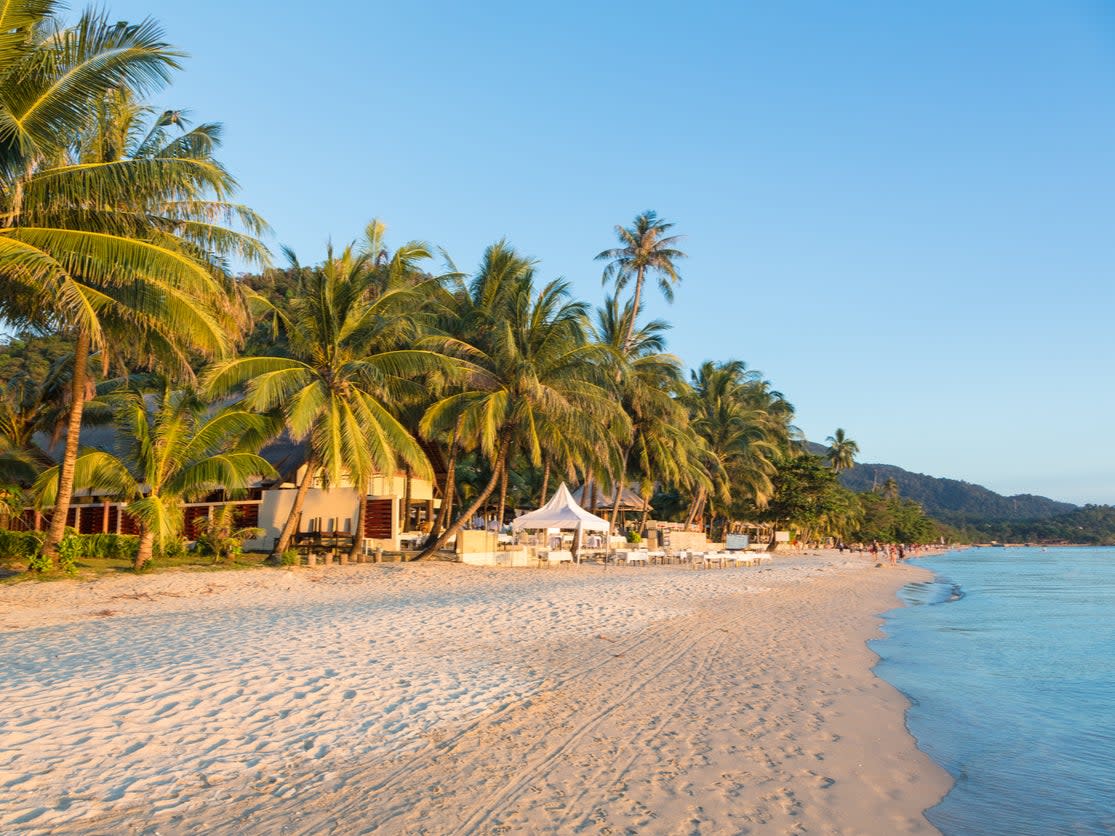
157 536 187 559
56 535 82 575
85 534 140 560
26 551 51 573
14 531 143 573
279 549 299 566
625 529 642 544
0 529 45 561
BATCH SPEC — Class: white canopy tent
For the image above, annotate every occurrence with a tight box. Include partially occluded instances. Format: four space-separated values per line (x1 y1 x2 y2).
511 483 611 561
511 483 611 533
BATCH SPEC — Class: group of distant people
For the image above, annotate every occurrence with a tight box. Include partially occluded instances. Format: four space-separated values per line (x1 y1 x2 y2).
835 540 923 566
873 541 903 566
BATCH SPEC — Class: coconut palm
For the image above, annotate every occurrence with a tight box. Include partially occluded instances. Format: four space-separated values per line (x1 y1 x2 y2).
205 244 449 560
683 361 794 534
1 6 266 565
596 211 686 350
592 295 705 529
416 241 625 559
825 428 859 474
34 381 275 569
358 219 464 541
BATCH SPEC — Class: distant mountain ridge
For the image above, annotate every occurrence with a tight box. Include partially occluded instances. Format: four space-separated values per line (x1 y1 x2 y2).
803 442 1077 524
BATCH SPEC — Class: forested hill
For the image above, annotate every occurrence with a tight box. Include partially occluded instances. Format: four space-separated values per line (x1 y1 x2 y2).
802 442 1077 524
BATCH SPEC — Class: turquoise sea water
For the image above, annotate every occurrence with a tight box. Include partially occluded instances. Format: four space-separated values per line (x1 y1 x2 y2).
873 547 1115 835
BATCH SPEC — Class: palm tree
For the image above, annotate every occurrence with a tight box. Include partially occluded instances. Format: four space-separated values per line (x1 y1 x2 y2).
683 361 795 536
417 242 625 559
205 244 447 560
592 295 704 530
1 6 266 565
596 211 686 350
34 381 275 569
825 428 859 474
358 219 464 541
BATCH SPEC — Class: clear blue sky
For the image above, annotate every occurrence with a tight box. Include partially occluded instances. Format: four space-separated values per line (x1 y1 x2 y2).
106 1 1115 504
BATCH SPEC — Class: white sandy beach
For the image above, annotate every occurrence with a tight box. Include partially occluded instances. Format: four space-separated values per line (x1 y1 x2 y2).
0 552 950 834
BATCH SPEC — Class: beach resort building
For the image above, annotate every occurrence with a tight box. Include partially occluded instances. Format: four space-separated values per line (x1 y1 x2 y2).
16 433 446 554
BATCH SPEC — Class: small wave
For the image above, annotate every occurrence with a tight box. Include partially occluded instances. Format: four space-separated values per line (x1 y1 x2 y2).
899 579 963 607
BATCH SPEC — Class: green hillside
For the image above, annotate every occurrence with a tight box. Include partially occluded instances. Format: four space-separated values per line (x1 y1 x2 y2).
803 442 1115 545
801 442 1075 523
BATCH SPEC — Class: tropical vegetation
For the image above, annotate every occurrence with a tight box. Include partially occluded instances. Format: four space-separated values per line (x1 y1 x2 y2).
34 379 276 569
1 0 266 569
17 2 1099 578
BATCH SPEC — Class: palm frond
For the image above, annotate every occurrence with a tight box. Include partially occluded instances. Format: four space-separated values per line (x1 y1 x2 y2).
33 449 139 507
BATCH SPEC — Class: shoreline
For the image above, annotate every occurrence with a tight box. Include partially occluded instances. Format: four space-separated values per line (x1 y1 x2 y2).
0 551 951 834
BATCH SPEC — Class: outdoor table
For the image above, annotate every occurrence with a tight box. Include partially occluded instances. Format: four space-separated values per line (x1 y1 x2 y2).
616 549 649 565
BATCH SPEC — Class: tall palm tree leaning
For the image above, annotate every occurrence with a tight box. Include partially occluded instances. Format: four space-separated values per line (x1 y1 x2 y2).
825 428 859 474
596 211 686 351
34 381 276 570
205 244 447 562
0 4 267 567
416 241 626 560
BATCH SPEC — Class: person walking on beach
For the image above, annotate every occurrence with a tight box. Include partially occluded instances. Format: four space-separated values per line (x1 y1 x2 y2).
889 544 898 566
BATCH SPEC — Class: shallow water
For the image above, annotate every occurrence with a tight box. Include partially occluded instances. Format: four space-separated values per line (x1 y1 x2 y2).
874 547 1115 835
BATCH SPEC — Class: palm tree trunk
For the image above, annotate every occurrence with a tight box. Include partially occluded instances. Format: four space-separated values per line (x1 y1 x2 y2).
684 485 705 529
444 485 455 534
609 479 623 533
134 526 156 571
539 459 551 505
42 327 91 566
640 494 653 530
272 453 317 559
608 448 630 532
622 265 647 350
434 449 456 536
496 460 509 530
348 490 366 561
583 467 595 514
400 464 412 534
432 427 460 536
416 433 511 561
